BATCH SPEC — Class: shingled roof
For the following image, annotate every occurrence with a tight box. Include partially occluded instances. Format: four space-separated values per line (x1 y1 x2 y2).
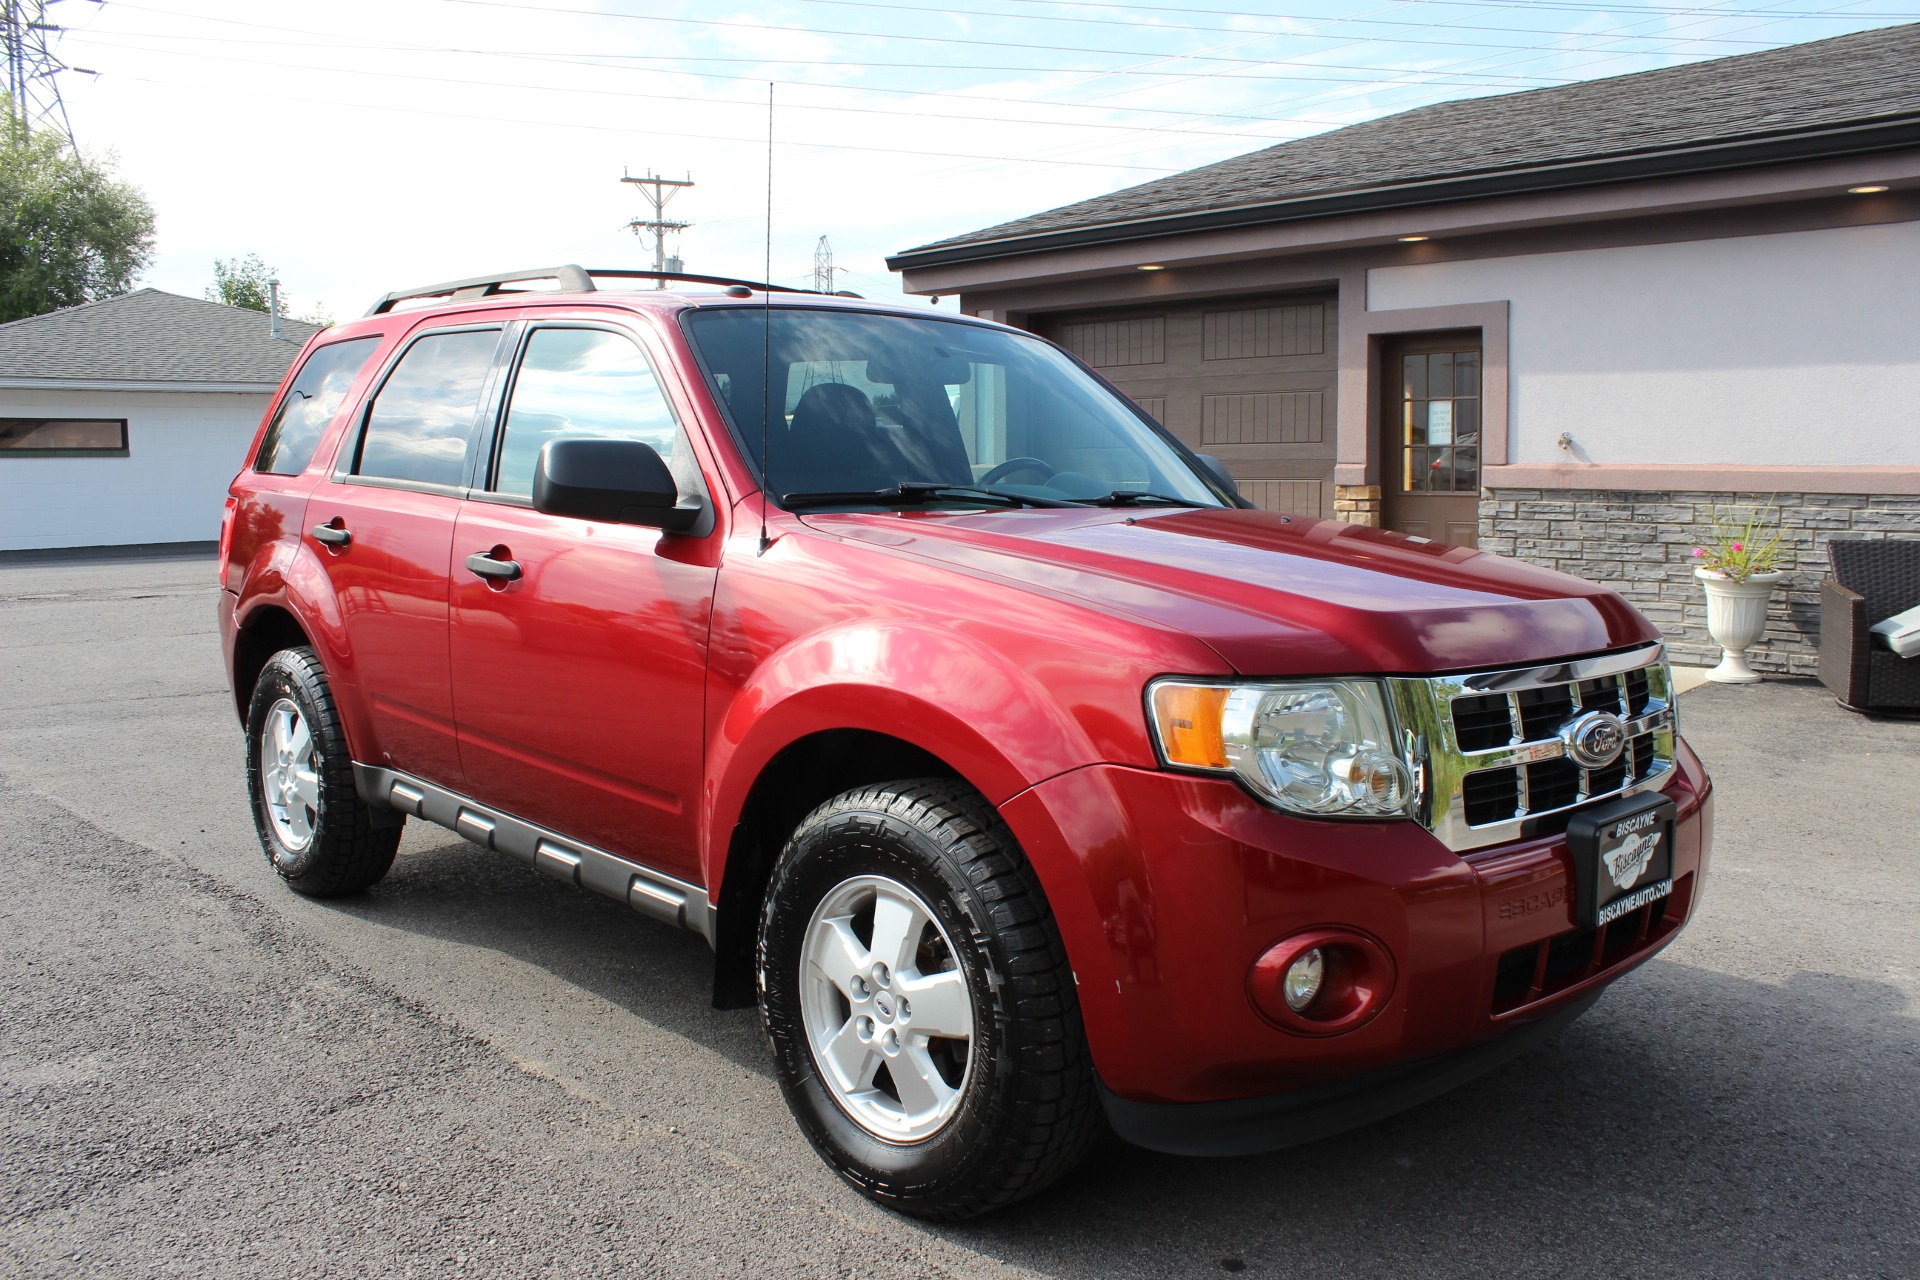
892 21 1920 268
0 289 322 387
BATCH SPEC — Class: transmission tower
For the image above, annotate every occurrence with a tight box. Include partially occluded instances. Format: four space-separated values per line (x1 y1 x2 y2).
621 170 693 288
3 0 84 144
812 235 837 294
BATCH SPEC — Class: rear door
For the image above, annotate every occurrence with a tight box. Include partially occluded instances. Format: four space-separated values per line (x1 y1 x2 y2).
308 323 507 788
448 320 719 884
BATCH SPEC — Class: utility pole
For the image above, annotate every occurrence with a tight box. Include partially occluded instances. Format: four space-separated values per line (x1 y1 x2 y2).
812 235 836 295
621 170 693 288
2 0 84 144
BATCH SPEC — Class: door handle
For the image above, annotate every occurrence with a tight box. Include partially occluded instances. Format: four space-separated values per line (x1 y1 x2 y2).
311 522 351 547
465 551 523 582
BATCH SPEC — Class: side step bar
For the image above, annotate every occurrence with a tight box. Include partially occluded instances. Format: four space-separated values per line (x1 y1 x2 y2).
353 764 715 945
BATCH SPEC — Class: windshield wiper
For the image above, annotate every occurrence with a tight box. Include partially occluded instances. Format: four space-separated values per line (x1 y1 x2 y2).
1087 490 1208 508
782 483 1084 510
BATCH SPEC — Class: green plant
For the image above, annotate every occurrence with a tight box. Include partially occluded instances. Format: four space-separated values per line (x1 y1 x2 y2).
1692 504 1783 582
0 109 154 322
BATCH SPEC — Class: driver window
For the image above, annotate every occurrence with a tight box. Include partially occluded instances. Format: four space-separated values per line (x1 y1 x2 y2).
490 327 703 505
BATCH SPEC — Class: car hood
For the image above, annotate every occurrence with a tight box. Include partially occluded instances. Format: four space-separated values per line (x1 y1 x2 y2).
800 507 1657 676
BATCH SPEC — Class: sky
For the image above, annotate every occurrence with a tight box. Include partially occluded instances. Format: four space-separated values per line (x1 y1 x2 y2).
42 0 1920 322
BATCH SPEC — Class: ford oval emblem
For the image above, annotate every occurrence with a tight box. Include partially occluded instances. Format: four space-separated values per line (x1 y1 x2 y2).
1561 710 1627 769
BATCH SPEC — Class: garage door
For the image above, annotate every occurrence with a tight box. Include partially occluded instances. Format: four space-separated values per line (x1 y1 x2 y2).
1037 293 1337 517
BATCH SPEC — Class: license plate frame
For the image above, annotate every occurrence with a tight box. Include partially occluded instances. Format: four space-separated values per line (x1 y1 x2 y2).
1565 792 1676 930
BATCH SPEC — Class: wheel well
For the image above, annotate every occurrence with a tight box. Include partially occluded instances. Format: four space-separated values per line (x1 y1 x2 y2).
231 606 312 721
710 729 959 1009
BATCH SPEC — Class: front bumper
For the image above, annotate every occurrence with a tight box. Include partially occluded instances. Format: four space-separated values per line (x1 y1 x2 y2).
997 737 1712 1109
1100 990 1600 1156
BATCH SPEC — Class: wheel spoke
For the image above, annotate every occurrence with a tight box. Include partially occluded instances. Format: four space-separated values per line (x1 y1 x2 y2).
818 1016 880 1093
808 917 868 999
271 709 294 757
898 968 971 1040
291 765 320 809
890 1044 957 1120
286 715 313 763
868 891 927 976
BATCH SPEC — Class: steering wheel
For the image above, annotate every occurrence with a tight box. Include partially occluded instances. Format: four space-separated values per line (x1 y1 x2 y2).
979 456 1056 485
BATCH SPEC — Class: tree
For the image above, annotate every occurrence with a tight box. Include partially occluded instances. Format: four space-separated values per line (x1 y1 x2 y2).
207 253 273 312
207 253 331 326
0 122 154 323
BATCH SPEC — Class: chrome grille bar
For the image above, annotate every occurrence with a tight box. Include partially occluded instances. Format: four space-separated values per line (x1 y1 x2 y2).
1388 643 1677 854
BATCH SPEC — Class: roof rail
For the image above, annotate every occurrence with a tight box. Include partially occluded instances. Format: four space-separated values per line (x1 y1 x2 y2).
364 265 834 316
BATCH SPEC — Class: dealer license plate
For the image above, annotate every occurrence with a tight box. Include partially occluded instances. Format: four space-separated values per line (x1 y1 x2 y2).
1565 793 1676 930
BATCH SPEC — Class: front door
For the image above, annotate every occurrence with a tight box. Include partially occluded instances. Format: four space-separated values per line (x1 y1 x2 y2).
449 322 718 884
1380 334 1482 548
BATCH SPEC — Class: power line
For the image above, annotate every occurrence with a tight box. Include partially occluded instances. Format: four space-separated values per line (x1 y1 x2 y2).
2 0 84 142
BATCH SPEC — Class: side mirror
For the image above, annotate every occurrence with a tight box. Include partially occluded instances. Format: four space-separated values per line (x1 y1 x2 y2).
533 438 700 532
1196 453 1241 498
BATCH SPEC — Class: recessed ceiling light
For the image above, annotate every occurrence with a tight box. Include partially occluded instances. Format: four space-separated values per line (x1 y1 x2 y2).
1138 263 1167 271
1848 184 1890 194
1398 234 1431 242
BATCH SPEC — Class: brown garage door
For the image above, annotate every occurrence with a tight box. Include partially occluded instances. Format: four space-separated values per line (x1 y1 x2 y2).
1037 293 1337 517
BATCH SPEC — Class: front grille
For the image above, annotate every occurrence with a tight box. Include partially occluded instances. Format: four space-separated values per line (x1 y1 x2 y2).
1390 644 1677 853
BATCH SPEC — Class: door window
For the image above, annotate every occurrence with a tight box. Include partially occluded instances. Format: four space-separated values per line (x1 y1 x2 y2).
1398 350 1480 494
256 336 381 475
354 328 501 487
488 326 701 505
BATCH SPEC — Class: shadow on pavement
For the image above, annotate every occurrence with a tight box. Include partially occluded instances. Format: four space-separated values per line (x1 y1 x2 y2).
327 824 1917 1279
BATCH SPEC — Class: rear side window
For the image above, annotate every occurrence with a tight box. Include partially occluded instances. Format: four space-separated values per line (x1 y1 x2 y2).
255 336 380 475
354 328 501 487
489 326 697 502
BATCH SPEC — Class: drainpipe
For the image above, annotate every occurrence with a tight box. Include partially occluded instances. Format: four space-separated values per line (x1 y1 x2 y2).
267 278 283 340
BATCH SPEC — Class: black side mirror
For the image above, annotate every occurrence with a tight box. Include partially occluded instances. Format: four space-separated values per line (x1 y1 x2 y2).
533 438 699 532
1196 453 1242 499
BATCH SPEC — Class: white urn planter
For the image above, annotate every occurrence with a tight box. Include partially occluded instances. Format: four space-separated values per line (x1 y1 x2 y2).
1694 568 1783 683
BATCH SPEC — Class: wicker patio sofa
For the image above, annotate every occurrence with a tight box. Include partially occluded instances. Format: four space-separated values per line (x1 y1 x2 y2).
1819 539 1920 714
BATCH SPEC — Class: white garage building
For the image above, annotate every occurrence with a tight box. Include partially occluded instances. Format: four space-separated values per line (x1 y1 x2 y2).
0 289 319 552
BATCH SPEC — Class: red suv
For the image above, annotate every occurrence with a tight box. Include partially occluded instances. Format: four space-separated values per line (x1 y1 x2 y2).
219 265 1712 1219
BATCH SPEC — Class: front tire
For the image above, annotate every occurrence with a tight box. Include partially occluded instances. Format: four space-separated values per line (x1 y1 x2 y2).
245 646 400 896
758 779 1100 1219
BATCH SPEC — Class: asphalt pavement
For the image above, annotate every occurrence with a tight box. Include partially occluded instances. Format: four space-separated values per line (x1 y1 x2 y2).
1 548 1915 1279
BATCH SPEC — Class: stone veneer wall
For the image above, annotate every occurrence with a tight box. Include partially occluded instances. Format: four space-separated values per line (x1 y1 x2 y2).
1478 489 1920 676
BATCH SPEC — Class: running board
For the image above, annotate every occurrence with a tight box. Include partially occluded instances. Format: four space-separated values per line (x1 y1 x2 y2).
353 764 714 945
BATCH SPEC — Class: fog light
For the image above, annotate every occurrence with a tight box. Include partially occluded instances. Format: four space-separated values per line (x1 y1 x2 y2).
1284 948 1324 1011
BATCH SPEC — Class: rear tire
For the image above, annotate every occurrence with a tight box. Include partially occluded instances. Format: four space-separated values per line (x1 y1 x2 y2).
758 779 1100 1219
245 646 400 896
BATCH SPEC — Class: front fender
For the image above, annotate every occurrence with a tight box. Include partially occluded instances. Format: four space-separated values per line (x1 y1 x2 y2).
704 618 1100 889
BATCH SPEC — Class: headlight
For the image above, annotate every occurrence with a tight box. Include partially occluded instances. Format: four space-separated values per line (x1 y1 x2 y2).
1147 678 1414 818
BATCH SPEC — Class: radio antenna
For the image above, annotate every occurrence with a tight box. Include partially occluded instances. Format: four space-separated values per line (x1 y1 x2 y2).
759 81 774 555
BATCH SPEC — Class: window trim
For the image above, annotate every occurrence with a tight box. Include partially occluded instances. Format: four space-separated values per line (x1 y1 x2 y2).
0 416 130 458
331 322 510 494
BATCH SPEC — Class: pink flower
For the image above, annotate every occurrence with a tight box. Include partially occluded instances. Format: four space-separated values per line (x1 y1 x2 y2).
1692 547 1705 557
1732 543 1743 553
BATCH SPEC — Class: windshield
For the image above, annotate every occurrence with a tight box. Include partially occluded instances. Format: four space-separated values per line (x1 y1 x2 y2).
682 307 1227 508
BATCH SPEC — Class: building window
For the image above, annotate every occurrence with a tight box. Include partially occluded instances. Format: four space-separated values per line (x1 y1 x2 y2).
1398 349 1480 494
0 417 130 457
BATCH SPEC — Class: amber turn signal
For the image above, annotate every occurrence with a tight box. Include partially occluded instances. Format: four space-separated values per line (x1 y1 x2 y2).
1149 683 1230 769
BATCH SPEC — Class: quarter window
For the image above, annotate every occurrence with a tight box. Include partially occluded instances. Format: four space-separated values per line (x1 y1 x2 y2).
355 328 501 487
0 418 128 457
256 336 381 475
490 326 698 504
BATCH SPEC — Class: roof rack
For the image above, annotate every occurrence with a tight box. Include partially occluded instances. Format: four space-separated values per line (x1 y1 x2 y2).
363 265 847 316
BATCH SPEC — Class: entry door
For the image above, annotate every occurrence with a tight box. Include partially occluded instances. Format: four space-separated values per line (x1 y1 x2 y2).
309 324 506 789
449 323 718 884
1040 294 1337 518
1381 335 1482 548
